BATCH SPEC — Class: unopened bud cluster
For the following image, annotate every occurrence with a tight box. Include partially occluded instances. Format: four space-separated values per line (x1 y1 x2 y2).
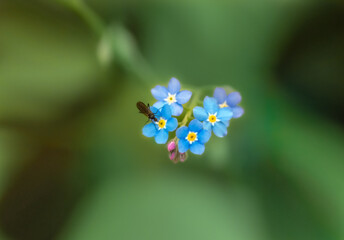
167 140 188 164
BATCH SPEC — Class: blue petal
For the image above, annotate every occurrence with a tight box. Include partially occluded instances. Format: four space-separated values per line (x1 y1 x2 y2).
223 120 230 127
190 142 205 155
198 129 211 144
203 121 212 131
213 88 227 104
161 104 172 119
149 106 159 115
213 122 227 137
178 139 190 153
142 123 157 137
217 107 233 121
149 106 162 118
176 126 189 139
188 119 203 132
168 77 181 94
193 107 208 121
203 96 219 114
155 129 169 144
166 118 178 131
176 90 192 104
226 92 242 107
170 103 183 116
151 86 168 101
152 101 165 110
232 106 244 118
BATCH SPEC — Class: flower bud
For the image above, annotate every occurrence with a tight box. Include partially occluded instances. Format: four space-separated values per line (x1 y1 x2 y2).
179 152 187 162
169 151 176 160
167 140 176 152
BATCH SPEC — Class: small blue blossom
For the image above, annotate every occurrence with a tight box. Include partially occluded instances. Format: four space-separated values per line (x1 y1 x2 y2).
213 87 244 119
193 97 233 137
151 77 192 116
176 119 211 155
142 105 178 144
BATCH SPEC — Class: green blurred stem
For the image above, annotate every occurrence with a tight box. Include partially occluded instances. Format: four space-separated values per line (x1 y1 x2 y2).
60 0 157 86
60 0 105 36
179 90 201 127
59 1 239 89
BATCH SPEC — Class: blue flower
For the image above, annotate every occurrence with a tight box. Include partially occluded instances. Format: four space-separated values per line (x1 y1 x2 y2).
142 105 178 144
151 77 192 116
213 87 244 119
176 119 211 155
193 97 233 137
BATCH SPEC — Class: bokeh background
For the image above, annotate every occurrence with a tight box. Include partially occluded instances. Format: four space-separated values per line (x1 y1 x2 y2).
0 0 344 239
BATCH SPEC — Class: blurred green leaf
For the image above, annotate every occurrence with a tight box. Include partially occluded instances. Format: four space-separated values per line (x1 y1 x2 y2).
0 1 103 122
269 91 344 239
60 171 268 240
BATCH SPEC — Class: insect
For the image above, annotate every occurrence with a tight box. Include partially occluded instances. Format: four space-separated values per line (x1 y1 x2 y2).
136 101 158 122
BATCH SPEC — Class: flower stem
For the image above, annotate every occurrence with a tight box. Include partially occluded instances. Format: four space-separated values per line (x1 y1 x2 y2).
179 90 201 127
59 0 159 86
60 0 105 36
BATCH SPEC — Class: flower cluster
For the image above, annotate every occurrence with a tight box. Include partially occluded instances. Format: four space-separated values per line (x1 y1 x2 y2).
140 78 244 163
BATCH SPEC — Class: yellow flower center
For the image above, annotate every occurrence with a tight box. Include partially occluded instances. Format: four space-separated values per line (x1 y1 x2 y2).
164 93 177 105
208 114 217 123
207 112 219 126
186 131 198 144
156 118 167 130
219 101 229 108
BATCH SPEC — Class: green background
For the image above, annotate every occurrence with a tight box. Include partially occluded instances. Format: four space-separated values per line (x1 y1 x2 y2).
0 0 343 239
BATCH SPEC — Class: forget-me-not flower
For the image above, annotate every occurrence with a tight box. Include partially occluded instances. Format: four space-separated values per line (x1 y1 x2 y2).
176 119 211 155
151 77 192 116
213 88 244 119
193 97 232 137
142 105 178 144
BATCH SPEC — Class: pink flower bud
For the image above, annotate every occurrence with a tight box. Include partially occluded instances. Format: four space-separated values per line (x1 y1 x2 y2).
179 152 187 162
167 141 176 152
169 151 176 161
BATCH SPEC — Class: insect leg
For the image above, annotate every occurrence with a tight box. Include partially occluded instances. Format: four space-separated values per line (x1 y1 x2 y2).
153 105 164 114
143 119 158 130
144 119 150 125
151 119 158 130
